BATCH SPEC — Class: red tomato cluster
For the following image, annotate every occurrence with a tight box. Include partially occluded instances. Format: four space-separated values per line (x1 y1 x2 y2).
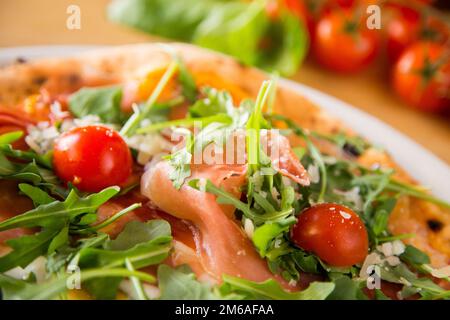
269 0 450 113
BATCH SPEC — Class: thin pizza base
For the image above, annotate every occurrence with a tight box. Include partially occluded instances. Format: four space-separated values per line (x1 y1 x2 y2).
0 43 448 267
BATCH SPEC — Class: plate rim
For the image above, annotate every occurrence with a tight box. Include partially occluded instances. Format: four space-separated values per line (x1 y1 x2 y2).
0 45 448 200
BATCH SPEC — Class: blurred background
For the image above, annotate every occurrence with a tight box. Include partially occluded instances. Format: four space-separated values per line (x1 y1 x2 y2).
0 0 449 162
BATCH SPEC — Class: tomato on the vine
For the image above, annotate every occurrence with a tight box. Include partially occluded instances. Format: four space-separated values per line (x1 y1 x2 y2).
53 125 132 192
385 5 421 63
313 9 379 73
291 203 369 266
392 41 450 113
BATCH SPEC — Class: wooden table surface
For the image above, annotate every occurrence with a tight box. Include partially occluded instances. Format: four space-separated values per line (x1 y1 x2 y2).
1 0 449 163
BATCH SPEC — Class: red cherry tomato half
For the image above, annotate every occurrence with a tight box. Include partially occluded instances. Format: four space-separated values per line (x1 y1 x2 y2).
291 203 369 267
53 125 132 192
392 41 450 113
313 9 379 73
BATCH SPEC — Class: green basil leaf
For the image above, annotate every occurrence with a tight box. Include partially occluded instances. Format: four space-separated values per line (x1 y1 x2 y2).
108 0 215 42
109 0 307 76
69 86 124 124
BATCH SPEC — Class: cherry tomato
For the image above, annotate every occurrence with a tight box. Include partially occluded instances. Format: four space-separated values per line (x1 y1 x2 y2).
313 9 379 73
392 41 450 113
385 5 421 63
291 203 369 266
385 3 448 64
53 125 132 192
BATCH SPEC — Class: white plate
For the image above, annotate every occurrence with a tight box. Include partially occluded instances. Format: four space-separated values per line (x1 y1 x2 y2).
1 45 449 200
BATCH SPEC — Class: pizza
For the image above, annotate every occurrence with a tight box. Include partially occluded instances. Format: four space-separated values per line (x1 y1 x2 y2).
0 43 448 300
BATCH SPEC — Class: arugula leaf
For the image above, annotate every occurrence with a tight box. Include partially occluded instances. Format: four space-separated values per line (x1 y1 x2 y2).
19 183 56 206
73 203 142 235
314 131 371 157
77 220 172 299
374 289 391 300
167 133 193 189
0 133 65 197
0 273 29 299
0 131 23 145
189 87 234 118
0 144 53 169
290 250 319 274
221 275 334 300
326 277 368 300
0 160 42 184
189 179 255 220
47 226 69 255
246 80 272 175
107 220 171 250
68 85 124 124
0 268 155 300
386 179 450 210
0 229 60 272
177 58 198 102
158 264 218 300
120 60 178 137
46 233 109 274
370 198 397 239
79 220 172 269
400 245 430 266
253 222 291 258
0 186 120 231
380 263 448 299
137 113 231 134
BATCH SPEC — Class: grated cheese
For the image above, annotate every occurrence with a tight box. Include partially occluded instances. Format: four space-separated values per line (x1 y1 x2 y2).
243 218 255 239
333 187 363 211
307 164 320 184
